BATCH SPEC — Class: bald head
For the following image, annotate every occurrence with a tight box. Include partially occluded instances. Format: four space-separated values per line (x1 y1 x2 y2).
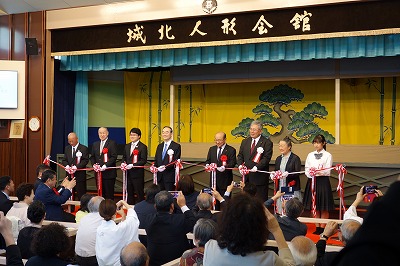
289 236 317 266
88 196 105 213
120 242 149 266
67 132 78 146
340 219 361 244
197 193 213 210
98 127 109 141
214 132 226 148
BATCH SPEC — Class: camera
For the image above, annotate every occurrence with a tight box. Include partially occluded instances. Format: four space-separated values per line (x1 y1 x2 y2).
280 186 294 201
233 182 241 188
363 185 377 194
169 191 179 199
202 188 213 194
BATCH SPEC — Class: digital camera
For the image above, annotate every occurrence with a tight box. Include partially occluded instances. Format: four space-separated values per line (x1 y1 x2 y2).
202 188 213 194
233 182 241 188
363 185 377 194
169 191 179 199
280 186 294 201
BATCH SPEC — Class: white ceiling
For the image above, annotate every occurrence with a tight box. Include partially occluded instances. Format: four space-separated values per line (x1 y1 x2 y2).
0 0 140 15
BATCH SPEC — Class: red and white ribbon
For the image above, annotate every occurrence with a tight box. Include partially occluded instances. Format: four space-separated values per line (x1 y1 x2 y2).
43 155 51 166
206 163 217 210
150 163 158 185
93 163 102 196
120 162 128 201
238 164 250 183
220 155 227 167
174 159 183 186
167 149 174 163
270 170 284 214
309 167 317 218
335 164 347 219
132 149 139 164
252 147 264 163
102 148 108 163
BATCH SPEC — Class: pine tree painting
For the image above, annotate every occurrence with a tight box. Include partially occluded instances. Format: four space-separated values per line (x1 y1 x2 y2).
231 84 335 143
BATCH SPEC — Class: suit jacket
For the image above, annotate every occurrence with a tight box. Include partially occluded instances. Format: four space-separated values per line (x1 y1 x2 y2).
154 141 181 183
34 183 72 222
90 139 118 180
0 192 13 215
274 152 302 191
122 141 148 179
144 210 196 266
6 245 24 266
205 144 237 190
237 136 273 185
315 239 338 266
268 215 307 241
61 143 89 180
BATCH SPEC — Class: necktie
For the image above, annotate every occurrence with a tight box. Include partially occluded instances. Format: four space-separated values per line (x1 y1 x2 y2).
72 147 76 157
100 141 104 155
250 139 256 154
162 143 168 160
217 147 222 161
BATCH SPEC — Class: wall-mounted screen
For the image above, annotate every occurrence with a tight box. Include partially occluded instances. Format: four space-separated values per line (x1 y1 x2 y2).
0 70 18 108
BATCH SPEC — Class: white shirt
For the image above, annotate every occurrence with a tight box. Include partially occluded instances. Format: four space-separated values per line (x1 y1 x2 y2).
130 141 139 154
343 206 364 224
95 208 140 266
305 149 332 178
6 202 31 227
75 212 103 257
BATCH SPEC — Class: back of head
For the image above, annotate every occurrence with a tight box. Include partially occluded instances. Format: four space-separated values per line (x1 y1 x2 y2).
285 197 304 219
79 194 94 212
16 183 34 201
177 175 195 196
243 183 257 197
196 193 213 210
88 196 105 213
145 184 161 204
289 236 317 266
341 219 361 244
0 176 11 191
27 200 46 224
218 193 268 256
120 241 149 266
41 169 56 183
193 218 218 247
32 223 70 257
154 191 173 212
99 199 117 221
36 164 51 177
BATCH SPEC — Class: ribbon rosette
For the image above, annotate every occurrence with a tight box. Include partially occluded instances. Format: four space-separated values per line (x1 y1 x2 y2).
43 155 51 166
308 167 317 218
120 162 128 172
335 164 347 218
93 163 102 196
174 159 183 185
65 165 77 175
167 149 174 163
102 147 109 163
252 147 264 163
93 163 101 173
76 150 82 164
150 163 158 185
308 167 317 178
238 164 250 183
132 149 139 164
205 163 217 172
220 155 228 166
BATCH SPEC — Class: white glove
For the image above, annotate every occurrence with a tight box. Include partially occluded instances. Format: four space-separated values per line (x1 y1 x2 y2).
158 165 166 172
217 166 225 172
205 164 209 167
238 165 243 171
126 164 133 170
250 166 258 172
101 164 107 171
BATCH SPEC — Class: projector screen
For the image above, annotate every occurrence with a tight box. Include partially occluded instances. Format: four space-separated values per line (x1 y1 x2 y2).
0 70 18 108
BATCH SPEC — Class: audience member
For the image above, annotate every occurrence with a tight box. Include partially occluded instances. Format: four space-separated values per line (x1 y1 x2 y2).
96 199 140 266
192 193 219 223
75 196 104 266
315 220 361 266
180 218 217 266
203 193 295 266
33 164 51 192
75 193 94 223
242 182 257 197
26 222 71 266
144 191 196 266
0 211 24 266
120 242 149 266
34 169 76 222
177 175 199 210
135 184 160 246
7 183 35 227
0 176 15 215
17 200 46 259
288 236 317 266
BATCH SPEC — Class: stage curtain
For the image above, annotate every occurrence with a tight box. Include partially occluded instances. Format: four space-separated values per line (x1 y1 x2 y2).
74 72 89 146
60 34 400 71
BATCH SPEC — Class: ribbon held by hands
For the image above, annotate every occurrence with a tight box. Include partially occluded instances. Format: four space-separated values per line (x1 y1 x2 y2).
308 167 317 218
43 155 51 166
174 159 183 186
150 163 158 185
120 162 128 201
335 164 347 219
93 163 102 196
238 164 250 183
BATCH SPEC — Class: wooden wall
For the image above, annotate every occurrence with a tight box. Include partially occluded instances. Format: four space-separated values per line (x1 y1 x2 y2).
0 12 46 187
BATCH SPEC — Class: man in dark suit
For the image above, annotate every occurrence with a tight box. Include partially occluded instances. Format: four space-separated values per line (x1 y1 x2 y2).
33 164 51 193
122 128 148 204
154 126 181 191
34 169 76 222
90 127 118 200
0 176 15 215
143 191 196 266
237 120 273 201
61 132 89 200
205 131 236 210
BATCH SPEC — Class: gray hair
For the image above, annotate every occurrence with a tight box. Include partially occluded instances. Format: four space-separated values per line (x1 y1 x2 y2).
285 197 304 219
87 196 104 213
250 120 262 130
193 218 218 247
155 191 173 212
196 193 213 210
289 236 317 266
341 219 361 244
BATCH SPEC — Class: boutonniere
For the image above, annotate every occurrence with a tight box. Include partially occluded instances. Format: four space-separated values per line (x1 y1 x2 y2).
103 148 109 162
167 149 174 163
132 149 139 164
252 147 264 163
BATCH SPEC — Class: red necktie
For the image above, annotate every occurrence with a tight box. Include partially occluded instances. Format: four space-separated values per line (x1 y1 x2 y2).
250 139 256 154
52 188 60 196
